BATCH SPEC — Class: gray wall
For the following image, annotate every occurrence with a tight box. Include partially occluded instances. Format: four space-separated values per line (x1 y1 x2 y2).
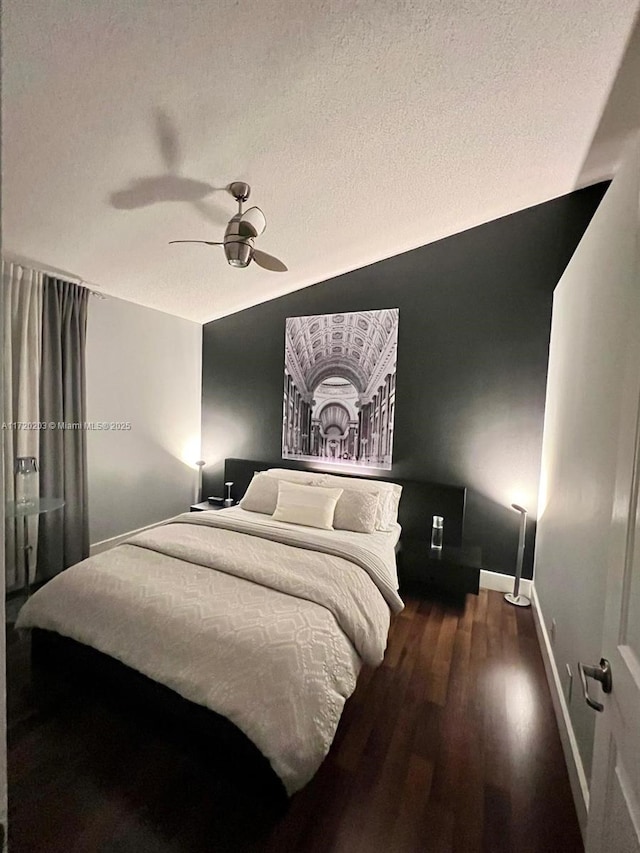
201 185 606 576
86 295 202 545
534 140 640 783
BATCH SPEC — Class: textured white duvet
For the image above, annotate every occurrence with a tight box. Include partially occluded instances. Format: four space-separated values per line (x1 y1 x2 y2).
16 508 403 794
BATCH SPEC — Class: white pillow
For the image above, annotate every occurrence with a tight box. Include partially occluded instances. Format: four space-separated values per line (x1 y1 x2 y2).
266 468 328 485
316 474 402 530
332 488 380 534
384 484 403 527
272 481 343 530
239 472 282 514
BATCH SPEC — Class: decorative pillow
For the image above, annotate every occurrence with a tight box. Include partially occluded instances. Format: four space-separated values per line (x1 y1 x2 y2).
332 488 380 534
239 472 281 514
272 481 343 530
315 474 402 530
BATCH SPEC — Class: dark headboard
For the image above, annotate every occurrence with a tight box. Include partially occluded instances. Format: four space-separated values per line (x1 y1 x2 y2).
223 458 467 547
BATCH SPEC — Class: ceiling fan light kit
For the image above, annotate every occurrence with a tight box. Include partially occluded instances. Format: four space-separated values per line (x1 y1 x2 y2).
169 182 287 272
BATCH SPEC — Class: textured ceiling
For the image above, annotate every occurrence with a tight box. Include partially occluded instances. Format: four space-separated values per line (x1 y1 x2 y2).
3 0 640 323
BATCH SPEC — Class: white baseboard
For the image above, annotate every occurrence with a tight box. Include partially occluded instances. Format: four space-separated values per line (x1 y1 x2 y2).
531 585 589 838
479 569 532 596
90 517 176 556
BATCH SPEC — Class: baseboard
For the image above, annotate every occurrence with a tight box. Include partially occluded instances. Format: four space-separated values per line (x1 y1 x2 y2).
479 569 532 596
90 516 176 556
531 585 589 838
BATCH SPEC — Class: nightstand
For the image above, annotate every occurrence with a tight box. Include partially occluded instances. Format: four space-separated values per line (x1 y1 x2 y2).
398 541 481 597
189 501 231 512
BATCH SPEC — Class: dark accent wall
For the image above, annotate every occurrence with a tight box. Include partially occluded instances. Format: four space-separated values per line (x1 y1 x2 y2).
201 184 608 578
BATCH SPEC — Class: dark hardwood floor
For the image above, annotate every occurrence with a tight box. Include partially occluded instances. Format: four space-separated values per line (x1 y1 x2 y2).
7 590 583 852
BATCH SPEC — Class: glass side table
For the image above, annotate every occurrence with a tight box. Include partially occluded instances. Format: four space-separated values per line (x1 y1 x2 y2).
6 498 65 598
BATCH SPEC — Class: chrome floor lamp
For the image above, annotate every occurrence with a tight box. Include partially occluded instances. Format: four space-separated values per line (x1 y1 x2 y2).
505 503 531 607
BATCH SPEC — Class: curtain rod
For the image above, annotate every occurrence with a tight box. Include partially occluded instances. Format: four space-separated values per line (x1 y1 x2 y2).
2 253 107 299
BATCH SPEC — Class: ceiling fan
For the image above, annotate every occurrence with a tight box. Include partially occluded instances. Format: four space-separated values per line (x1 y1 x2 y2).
169 182 287 272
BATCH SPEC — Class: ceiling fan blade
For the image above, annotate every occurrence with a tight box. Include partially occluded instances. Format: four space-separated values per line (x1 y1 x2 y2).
168 240 224 246
253 249 288 272
239 206 267 238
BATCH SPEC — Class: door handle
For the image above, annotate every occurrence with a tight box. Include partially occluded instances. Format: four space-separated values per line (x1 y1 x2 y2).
578 658 612 712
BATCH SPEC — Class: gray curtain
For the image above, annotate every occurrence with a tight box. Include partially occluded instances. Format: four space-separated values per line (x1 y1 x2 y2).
2 261 43 589
37 277 90 580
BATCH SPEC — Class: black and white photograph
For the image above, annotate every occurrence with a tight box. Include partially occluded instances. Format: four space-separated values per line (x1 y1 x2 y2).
282 309 399 469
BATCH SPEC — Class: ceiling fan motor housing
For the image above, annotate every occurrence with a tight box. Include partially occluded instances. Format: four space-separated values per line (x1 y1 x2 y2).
224 216 254 267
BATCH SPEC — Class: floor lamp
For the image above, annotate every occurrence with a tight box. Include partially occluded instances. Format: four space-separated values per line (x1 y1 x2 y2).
505 503 531 607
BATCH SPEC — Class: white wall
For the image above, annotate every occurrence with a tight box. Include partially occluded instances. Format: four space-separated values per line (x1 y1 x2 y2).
534 137 640 787
86 295 202 546
0 275 8 850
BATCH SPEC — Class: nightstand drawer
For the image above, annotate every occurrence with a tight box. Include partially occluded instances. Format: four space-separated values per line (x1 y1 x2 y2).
398 541 481 597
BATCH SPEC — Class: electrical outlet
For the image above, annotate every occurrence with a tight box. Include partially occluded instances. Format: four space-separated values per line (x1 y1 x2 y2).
550 618 557 645
565 663 573 703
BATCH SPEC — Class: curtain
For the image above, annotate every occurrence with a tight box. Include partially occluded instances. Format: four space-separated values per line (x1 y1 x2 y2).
2 261 43 589
37 277 90 580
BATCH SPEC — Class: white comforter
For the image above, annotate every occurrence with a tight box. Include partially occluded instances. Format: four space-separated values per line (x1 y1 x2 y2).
16 508 403 794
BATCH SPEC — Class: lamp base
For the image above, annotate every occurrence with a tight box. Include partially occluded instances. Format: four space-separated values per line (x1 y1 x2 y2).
505 593 531 608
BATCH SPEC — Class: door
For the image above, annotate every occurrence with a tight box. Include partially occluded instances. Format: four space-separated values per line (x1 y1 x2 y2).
585 148 640 852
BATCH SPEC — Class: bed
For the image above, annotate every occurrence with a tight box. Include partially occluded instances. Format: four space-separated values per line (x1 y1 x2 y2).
16 466 408 796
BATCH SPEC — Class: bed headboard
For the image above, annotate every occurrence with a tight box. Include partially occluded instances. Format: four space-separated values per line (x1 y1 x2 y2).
223 458 467 547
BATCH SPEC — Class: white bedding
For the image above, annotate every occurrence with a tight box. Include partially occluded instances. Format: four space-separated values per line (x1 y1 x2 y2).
218 506 402 585
16 507 403 794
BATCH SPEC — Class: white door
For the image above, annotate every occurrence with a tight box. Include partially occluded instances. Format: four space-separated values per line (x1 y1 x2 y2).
585 152 640 853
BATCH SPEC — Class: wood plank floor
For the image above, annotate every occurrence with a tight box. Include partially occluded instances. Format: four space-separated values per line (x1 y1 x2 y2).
7 590 584 852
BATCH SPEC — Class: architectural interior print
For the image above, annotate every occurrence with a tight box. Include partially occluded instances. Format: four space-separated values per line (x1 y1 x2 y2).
283 309 399 469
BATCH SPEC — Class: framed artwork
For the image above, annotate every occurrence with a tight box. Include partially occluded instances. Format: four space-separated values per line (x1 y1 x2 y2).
282 309 399 470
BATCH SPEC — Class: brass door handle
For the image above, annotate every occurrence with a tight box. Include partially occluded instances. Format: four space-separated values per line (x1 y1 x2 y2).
578 658 612 712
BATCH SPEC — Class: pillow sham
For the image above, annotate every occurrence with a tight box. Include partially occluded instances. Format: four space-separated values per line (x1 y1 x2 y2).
265 468 329 485
272 481 343 530
331 488 380 534
384 484 403 528
315 474 402 530
239 472 282 515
